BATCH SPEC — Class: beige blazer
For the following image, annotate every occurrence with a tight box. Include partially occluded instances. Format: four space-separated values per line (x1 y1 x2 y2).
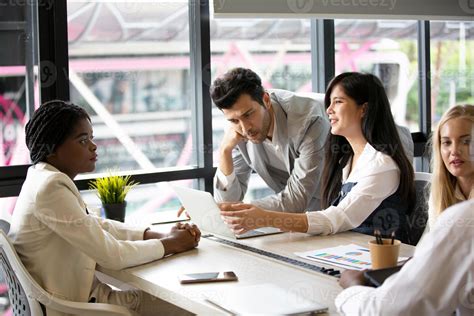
9 163 164 314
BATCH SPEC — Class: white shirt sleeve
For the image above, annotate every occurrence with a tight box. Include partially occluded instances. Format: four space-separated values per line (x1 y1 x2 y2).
305 211 333 235
215 168 237 190
335 200 474 316
306 168 399 235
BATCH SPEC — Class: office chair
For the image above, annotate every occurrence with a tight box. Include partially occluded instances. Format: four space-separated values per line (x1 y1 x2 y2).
0 220 131 316
406 172 431 245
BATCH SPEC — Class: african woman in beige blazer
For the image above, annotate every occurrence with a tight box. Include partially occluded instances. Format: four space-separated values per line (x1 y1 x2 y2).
9 100 200 316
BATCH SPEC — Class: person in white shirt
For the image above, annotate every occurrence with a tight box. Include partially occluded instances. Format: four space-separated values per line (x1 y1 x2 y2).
210 67 330 212
219 72 416 243
335 199 474 316
9 100 200 316
428 105 473 227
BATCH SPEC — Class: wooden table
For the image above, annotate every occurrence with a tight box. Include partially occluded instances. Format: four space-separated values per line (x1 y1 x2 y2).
98 230 415 315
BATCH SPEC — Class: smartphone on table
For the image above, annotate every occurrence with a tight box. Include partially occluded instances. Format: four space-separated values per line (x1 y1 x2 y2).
179 271 238 284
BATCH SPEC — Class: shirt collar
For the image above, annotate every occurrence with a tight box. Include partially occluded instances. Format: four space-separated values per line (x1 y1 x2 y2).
343 142 375 182
270 108 279 145
34 161 61 173
33 162 86 209
262 103 279 146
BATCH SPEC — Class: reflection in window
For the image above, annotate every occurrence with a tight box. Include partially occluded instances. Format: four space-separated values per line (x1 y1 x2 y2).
0 5 38 168
334 20 419 132
67 1 195 173
430 21 474 125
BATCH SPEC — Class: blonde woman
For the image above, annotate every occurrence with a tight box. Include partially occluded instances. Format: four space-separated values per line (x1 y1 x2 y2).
429 104 473 225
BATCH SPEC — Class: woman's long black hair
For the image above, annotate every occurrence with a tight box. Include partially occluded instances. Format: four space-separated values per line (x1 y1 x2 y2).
321 72 415 212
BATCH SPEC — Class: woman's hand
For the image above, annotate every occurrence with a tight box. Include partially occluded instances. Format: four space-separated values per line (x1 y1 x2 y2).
146 223 201 256
172 222 201 242
338 269 369 289
219 202 270 234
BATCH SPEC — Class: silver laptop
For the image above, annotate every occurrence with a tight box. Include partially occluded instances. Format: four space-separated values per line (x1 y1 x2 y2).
172 185 282 239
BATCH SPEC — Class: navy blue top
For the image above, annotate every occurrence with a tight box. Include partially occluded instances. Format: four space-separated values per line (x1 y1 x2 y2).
331 182 409 244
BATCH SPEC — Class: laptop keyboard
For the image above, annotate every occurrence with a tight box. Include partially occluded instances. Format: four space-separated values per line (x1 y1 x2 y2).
203 234 341 278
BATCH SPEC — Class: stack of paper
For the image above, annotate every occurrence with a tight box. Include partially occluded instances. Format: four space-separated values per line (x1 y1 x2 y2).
295 244 408 270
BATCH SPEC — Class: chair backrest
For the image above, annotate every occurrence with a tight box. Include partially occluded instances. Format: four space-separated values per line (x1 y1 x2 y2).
0 221 44 316
0 222 131 316
406 172 432 245
415 171 431 183
0 219 10 236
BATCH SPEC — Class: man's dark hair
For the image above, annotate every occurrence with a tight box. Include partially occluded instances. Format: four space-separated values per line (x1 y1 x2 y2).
25 100 90 164
210 67 265 110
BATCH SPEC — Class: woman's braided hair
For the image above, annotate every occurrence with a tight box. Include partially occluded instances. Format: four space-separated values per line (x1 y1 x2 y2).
25 100 90 164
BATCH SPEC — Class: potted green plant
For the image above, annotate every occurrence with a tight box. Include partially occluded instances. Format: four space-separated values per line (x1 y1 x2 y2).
89 172 139 222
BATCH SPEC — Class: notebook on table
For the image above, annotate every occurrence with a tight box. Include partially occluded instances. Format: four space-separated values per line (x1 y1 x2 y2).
204 283 328 315
364 265 403 287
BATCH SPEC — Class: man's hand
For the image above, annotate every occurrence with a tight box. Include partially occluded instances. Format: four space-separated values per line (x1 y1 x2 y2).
161 223 201 256
219 202 269 234
219 128 245 177
338 269 369 289
220 127 245 154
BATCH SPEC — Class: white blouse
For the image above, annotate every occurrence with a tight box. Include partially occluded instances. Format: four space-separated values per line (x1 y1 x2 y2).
335 199 474 316
306 143 400 235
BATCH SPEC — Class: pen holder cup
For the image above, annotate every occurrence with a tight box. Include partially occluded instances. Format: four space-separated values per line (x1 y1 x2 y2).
368 239 401 269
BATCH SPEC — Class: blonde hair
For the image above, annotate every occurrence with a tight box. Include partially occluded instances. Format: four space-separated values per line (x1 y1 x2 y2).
430 104 474 218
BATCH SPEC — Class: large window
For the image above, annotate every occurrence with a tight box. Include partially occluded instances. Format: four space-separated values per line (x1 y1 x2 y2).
0 4 38 169
334 20 419 132
68 1 195 173
430 21 474 124
66 1 204 216
2 2 470 212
